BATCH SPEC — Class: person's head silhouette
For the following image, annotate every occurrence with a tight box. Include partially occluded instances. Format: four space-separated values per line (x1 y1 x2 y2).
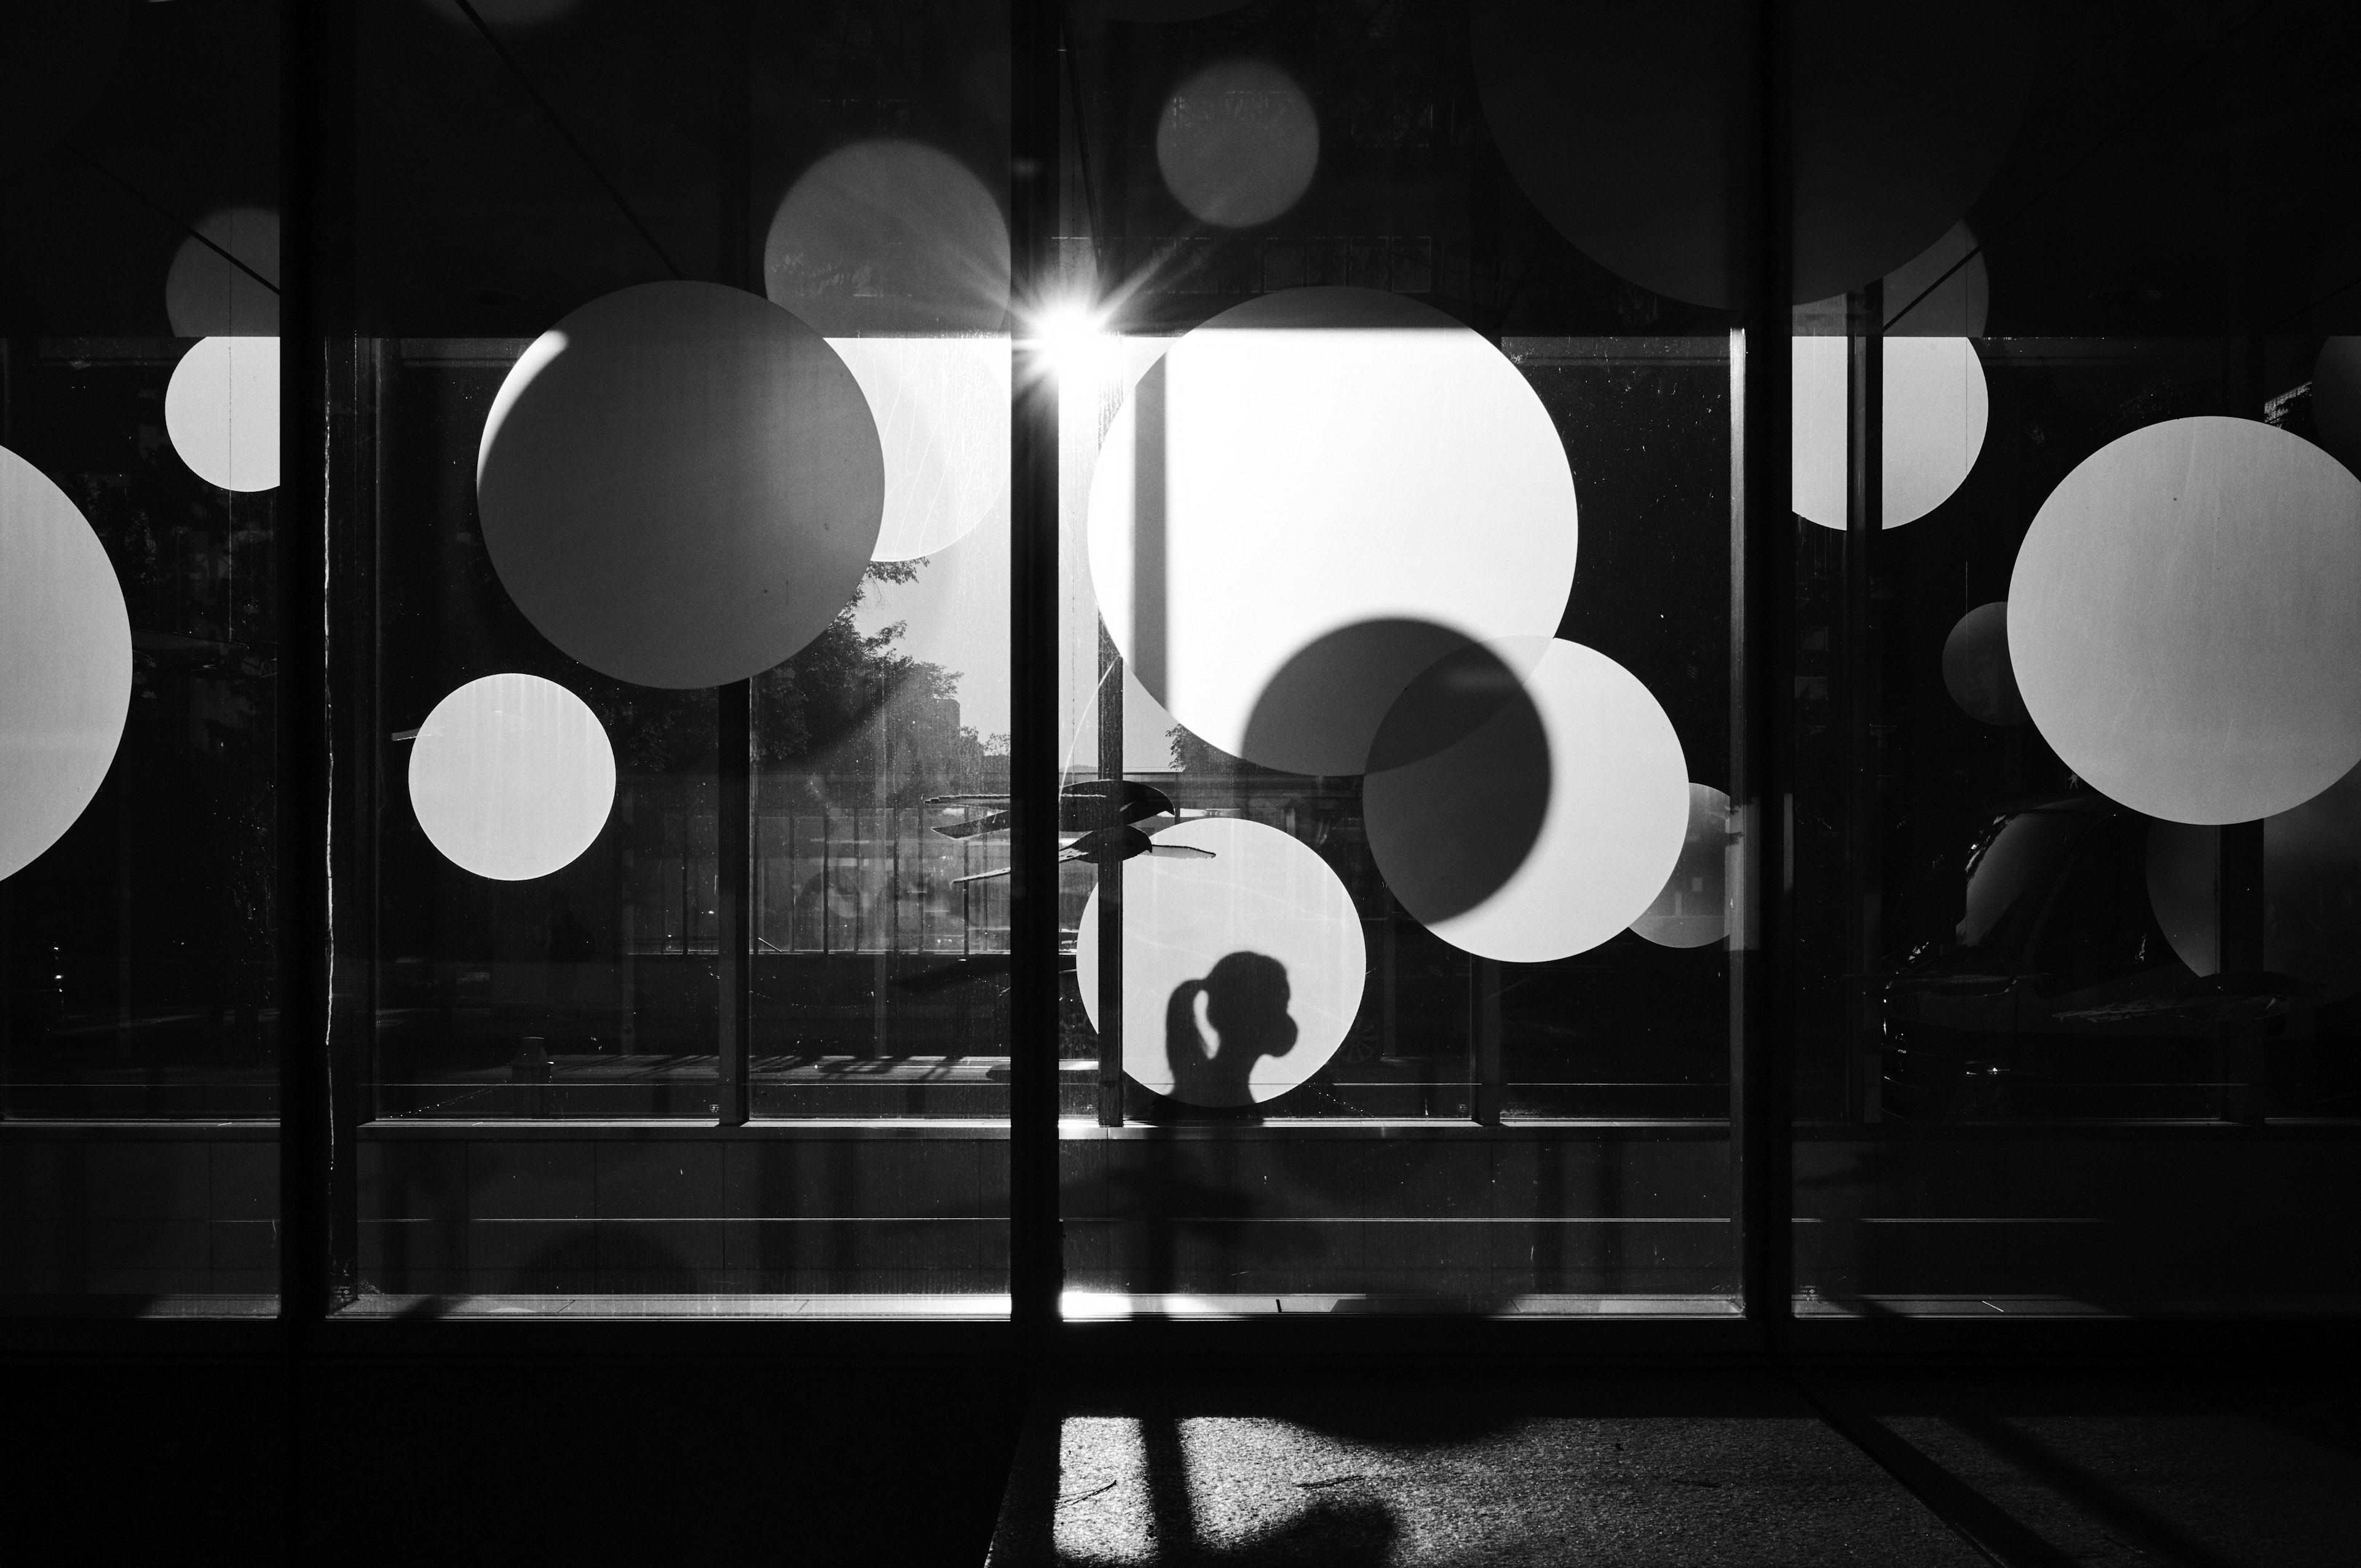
1166 950 1297 1112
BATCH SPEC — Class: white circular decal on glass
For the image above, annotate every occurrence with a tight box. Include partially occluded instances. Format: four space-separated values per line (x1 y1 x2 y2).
1793 335 1988 529
166 336 280 493
1087 287 1578 777
2010 416 2361 825
1629 783 1731 949
1366 639 1688 963
764 140 1010 336
1792 222 1990 339
164 206 279 338
408 673 616 882
0 445 131 881
826 336 1010 561
476 282 884 689
1942 601 2027 726
765 140 1011 562
1076 817 1365 1107
1156 60 1320 229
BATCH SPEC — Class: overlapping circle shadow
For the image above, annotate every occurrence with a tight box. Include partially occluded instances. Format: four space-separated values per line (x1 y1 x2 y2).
1349 637 1550 922
1366 639 1688 964
1087 287 1576 777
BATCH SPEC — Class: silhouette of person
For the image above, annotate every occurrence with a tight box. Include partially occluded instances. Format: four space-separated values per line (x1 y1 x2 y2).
1165 951 1298 1115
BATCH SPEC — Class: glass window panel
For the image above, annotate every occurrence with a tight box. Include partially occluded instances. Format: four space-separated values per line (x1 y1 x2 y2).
350 0 1009 1313
1051 3 1736 1317
1790 3 2361 1319
0 0 282 1313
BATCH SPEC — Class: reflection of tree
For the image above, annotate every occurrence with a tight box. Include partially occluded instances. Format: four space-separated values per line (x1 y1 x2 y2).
587 561 1008 807
760 560 1009 809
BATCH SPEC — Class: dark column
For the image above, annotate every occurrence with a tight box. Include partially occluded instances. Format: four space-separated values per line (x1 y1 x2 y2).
1732 0 1795 1342
714 0 754 1125
1843 281 1883 1123
283 0 360 1324
1097 626 1125 1127
285 2 360 1561
1471 959 1503 1125
1009 0 1066 1334
2218 332 2268 1123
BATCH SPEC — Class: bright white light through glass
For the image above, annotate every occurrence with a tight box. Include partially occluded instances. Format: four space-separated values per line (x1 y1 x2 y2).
1032 300 1114 385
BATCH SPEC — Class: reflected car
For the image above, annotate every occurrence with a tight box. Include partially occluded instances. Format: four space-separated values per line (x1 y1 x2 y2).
1880 794 2344 1120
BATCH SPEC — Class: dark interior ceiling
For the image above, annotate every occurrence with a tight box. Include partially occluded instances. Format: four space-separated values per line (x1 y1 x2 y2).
2 0 2358 347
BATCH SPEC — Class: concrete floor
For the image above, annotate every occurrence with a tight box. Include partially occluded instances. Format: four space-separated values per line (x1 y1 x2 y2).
987 1370 2361 1567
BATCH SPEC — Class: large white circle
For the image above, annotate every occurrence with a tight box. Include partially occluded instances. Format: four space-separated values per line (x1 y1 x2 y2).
165 337 280 493
1367 639 1688 963
828 335 1010 561
1156 60 1320 229
2010 416 2361 825
164 207 279 338
408 674 616 882
1086 287 1578 775
1792 335 1987 529
1075 817 1366 1107
476 282 884 689
1629 783 1730 949
0 445 131 882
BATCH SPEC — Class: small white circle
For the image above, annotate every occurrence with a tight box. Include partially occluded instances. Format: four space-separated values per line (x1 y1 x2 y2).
408 673 616 882
1792 335 1987 529
164 207 279 338
1629 783 1730 949
165 337 279 493
2010 416 2361 825
1156 60 1320 229
1941 602 2026 726
1076 817 1366 1107
764 140 1011 335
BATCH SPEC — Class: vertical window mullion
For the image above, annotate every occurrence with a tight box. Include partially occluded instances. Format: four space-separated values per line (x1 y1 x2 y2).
1008 0 1067 1336
1733 0 1797 1340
